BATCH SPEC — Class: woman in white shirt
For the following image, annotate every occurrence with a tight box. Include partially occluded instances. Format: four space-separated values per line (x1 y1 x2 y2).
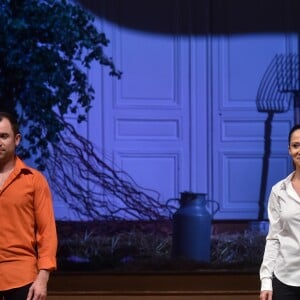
260 124 300 300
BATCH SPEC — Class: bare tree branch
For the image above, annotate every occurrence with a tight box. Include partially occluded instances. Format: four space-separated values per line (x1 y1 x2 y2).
45 117 169 220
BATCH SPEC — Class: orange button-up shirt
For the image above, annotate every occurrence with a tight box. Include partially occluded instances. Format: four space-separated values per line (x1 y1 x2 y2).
0 156 57 291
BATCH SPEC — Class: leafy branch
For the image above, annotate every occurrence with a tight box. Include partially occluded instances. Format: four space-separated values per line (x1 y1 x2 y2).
0 0 168 220
0 0 121 169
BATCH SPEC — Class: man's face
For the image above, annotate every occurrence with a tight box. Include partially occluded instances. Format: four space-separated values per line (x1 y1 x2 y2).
0 117 21 162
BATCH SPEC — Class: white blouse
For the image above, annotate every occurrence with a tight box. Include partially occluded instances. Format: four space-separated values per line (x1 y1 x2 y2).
260 172 300 290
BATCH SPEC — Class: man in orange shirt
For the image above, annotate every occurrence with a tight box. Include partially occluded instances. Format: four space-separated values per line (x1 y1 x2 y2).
0 112 57 300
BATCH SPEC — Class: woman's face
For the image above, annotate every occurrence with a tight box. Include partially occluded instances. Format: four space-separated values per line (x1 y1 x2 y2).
289 129 300 169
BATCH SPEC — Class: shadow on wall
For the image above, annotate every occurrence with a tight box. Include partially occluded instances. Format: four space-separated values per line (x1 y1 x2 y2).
78 0 300 35
256 53 299 219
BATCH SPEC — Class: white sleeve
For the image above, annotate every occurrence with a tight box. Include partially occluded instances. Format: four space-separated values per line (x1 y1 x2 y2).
259 189 281 291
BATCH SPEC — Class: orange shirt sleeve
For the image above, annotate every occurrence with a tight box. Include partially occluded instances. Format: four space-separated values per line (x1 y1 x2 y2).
33 170 57 271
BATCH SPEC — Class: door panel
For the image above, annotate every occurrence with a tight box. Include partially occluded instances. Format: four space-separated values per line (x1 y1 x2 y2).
99 1 192 215
210 34 294 219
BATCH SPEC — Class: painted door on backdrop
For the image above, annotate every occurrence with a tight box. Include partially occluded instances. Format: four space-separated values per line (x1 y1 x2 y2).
88 0 197 219
210 32 295 219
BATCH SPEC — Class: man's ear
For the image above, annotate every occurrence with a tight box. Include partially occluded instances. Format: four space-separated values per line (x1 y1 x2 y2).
15 133 21 146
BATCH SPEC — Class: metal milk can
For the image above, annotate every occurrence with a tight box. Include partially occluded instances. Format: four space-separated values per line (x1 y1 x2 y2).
171 192 219 262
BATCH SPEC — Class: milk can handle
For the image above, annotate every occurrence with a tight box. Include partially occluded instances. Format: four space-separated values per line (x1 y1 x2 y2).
166 198 180 218
206 200 220 216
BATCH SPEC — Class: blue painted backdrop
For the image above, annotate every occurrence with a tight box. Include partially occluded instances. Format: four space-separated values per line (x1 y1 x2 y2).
51 0 299 221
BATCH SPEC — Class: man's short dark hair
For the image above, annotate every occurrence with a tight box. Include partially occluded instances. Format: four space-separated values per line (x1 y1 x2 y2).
0 112 20 136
